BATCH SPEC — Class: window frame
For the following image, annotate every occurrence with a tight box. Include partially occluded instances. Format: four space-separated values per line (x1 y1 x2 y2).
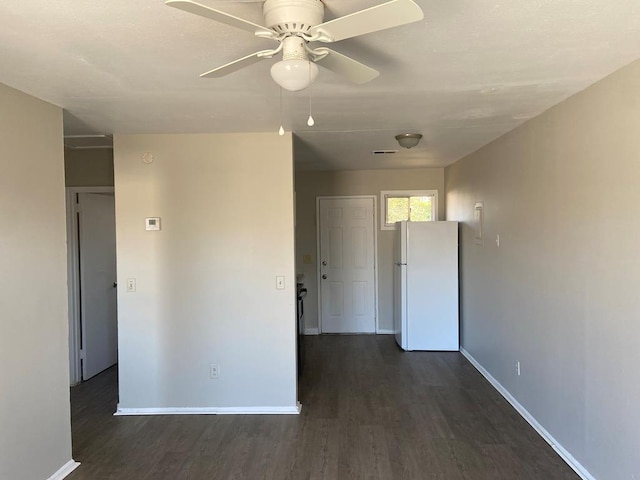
380 189 438 230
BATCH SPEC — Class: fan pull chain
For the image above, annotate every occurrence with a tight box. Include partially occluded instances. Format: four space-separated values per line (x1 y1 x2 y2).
278 87 285 136
307 61 315 127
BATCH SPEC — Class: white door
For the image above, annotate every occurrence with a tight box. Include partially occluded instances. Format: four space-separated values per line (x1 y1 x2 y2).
78 193 118 380
318 197 376 333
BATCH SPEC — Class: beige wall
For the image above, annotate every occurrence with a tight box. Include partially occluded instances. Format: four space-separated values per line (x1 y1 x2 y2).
295 168 445 332
65 147 114 186
445 59 640 479
0 84 74 478
114 133 297 410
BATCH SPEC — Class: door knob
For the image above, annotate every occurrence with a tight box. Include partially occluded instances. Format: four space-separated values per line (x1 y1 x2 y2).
322 260 327 266
322 274 327 280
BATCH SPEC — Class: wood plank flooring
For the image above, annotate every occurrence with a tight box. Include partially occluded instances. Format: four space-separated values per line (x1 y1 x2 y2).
67 335 579 479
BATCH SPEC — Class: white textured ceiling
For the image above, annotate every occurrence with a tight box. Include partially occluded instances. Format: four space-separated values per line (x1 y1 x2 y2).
1 0 639 170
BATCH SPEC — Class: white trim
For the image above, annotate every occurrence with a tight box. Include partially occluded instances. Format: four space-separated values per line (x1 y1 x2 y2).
373 197 380 334
376 329 395 335
115 403 302 416
460 348 595 480
46 460 81 480
65 145 114 150
304 328 320 335
66 186 115 386
64 134 112 139
380 189 439 230
316 195 379 334
316 197 322 334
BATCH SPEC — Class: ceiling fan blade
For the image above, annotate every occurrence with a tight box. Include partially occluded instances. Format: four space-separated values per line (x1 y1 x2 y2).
309 0 424 43
200 50 273 78
313 48 379 84
166 0 274 37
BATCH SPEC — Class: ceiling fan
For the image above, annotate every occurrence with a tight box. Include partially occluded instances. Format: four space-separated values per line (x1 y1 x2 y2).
166 0 424 91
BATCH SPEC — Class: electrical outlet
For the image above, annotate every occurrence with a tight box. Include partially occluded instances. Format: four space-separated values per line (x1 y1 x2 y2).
516 361 521 376
210 364 220 379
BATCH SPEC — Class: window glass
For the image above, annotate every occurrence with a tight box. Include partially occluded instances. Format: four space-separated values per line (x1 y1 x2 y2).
409 196 433 222
386 197 409 224
380 190 438 230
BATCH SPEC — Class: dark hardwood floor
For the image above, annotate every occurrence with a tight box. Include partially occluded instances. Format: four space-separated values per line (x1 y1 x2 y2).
68 335 579 479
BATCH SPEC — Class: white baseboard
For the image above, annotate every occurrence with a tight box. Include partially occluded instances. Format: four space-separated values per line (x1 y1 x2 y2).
460 348 595 480
376 329 394 335
47 460 80 480
305 328 392 335
115 402 302 416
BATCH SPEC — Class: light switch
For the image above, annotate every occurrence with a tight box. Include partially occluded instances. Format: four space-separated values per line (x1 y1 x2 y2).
126 278 136 292
276 276 285 290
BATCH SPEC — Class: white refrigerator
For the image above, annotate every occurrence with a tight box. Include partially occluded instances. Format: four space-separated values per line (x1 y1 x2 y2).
393 221 459 351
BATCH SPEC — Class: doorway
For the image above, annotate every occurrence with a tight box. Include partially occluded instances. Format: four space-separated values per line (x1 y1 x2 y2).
317 196 377 333
66 187 118 385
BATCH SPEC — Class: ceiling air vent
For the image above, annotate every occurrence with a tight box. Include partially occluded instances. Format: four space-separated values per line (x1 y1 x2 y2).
372 150 398 155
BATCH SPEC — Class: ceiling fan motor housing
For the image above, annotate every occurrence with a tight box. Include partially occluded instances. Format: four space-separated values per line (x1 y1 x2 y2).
280 36 310 60
263 0 324 35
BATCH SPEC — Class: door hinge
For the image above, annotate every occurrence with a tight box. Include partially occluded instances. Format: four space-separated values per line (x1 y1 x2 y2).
79 349 86 360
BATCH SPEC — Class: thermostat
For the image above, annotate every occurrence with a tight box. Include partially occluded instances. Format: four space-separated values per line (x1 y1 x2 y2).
145 217 161 231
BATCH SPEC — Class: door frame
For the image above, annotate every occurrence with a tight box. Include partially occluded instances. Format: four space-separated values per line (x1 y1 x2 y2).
66 186 115 386
316 195 380 334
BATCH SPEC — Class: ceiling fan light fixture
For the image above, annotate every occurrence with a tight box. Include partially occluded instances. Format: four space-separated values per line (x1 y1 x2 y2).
395 133 423 149
167 0 424 88
270 59 318 92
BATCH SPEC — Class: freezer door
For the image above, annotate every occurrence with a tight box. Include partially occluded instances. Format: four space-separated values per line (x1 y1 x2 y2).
399 221 407 265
